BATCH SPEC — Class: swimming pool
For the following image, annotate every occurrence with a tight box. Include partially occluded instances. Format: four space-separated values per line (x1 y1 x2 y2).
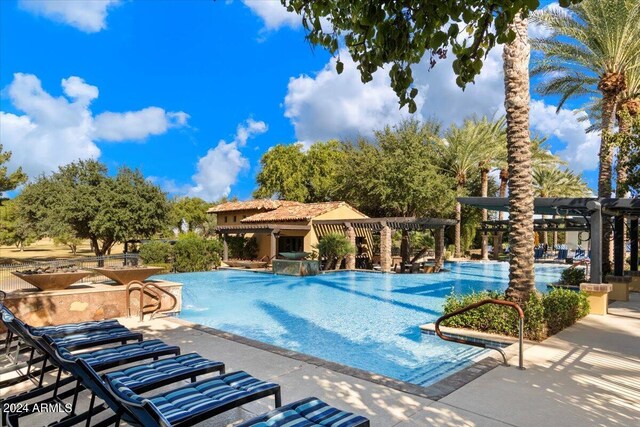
157 262 565 387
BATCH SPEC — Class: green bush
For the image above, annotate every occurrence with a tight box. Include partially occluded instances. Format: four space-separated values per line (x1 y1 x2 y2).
557 267 586 288
139 241 173 264
172 234 222 272
442 288 590 341
543 288 590 335
226 236 258 259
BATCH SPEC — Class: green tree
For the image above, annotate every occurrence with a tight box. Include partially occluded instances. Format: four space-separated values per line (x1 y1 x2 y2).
254 144 308 201
19 160 169 256
304 140 347 202
0 145 28 200
0 199 38 251
531 0 640 269
338 120 456 218
169 197 211 233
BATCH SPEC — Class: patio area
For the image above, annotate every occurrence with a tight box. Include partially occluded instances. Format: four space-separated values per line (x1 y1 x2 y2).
4 293 639 426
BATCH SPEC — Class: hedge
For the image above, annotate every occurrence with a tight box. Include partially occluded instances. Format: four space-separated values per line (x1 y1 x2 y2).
442 288 590 341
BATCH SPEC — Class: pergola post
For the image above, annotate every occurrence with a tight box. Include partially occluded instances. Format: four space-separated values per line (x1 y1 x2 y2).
614 216 625 276
222 234 228 262
434 227 445 271
630 218 638 271
380 223 392 272
270 231 277 260
345 223 356 270
587 201 602 284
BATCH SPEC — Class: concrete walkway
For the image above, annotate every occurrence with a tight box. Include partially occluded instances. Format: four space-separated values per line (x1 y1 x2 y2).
3 295 639 426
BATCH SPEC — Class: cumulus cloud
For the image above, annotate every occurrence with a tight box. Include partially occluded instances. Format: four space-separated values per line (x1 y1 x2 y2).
186 119 268 200
529 100 600 172
19 0 121 33
242 0 300 31
285 53 425 145
0 73 188 178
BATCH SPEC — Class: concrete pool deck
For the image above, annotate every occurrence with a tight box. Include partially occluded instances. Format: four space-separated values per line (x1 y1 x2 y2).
3 294 639 426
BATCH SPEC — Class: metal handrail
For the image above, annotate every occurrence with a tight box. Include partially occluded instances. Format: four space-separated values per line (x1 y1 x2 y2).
125 280 177 321
435 299 525 370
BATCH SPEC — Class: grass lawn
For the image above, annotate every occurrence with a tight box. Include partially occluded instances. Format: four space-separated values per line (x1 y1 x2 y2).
0 238 125 264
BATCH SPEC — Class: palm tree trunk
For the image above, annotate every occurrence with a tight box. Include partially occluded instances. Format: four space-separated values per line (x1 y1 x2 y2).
599 92 618 274
455 196 462 258
616 114 631 198
480 168 489 260
503 14 535 303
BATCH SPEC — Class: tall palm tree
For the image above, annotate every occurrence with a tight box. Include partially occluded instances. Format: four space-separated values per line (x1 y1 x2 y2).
502 13 536 303
531 0 640 269
616 68 640 196
434 119 489 258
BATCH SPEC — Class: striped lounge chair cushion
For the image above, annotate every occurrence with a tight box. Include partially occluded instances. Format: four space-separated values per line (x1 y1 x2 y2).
238 397 369 427
29 319 122 336
51 326 141 349
105 353 224 390
108 370 279 425
59 339 178 366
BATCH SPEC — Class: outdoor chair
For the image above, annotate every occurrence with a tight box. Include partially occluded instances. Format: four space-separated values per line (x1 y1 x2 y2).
237 397 370 427
5 338 282 427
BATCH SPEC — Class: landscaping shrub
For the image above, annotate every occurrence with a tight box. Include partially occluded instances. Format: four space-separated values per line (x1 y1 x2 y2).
226 236 258 259
139 241 173 264
543 288 590 335
314 232 354 270
442 288 590 341
172 234 221 272
557 267 586 288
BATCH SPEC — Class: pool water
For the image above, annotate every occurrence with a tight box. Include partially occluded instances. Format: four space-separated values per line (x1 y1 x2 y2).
157 262 565 387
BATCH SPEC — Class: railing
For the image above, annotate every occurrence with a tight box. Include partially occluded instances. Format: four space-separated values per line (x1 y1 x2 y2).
126 280 177 321
435 299 525 370
0 254 140 292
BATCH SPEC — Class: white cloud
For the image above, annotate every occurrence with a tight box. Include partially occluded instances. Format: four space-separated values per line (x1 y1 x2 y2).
285 53 425 145
186 119 268 200
19 0 121 33
242 0 300 31
94 107 189 142
0 73 188 178
529 100 600 172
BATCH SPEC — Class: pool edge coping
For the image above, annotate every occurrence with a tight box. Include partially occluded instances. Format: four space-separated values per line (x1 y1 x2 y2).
163 315 511 401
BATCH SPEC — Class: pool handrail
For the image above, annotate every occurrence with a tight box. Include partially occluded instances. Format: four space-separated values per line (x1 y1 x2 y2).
434 298 525 370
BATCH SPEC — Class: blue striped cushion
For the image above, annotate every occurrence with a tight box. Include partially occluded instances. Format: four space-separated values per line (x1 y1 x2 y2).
52 326 139 348
108 371 279 424
30 319 122 336
239 398 368 427
105 353 223 389
59 339 175 366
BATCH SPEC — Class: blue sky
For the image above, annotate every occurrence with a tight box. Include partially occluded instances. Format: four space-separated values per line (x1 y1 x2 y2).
1 0 598 201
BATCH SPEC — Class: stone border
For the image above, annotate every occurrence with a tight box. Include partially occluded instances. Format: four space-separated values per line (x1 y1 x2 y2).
164 316 511 401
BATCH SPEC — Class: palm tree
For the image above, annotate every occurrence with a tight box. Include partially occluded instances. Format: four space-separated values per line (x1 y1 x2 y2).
616 68 640 196
531 0 640 269
434 119 489 258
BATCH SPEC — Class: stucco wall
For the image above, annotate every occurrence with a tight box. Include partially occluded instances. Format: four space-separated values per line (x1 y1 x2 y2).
214 209 263 226
308 205 368 250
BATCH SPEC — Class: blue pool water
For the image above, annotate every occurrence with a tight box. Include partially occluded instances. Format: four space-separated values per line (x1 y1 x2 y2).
157 262 565 387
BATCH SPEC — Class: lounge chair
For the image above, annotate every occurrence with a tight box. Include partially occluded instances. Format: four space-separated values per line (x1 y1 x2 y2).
237 397 370 427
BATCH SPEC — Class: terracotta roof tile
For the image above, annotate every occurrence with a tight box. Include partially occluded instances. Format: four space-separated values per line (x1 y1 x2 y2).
208 199 302 213
241 201 363 223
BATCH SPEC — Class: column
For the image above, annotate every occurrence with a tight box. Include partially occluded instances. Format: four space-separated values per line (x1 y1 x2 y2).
614 216 625 276
222 234 228 262
630 218 638 271
434 227 445 271
380 224 392 272
587 201 602 284
270 231 277 260
345 224 356 270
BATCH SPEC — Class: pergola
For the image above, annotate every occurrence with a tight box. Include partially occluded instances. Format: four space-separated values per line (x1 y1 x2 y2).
314 217 456 272
458 197 640 283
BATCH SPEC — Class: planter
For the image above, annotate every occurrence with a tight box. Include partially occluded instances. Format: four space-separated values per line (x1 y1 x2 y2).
12 271 92 291
90 266 165 286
